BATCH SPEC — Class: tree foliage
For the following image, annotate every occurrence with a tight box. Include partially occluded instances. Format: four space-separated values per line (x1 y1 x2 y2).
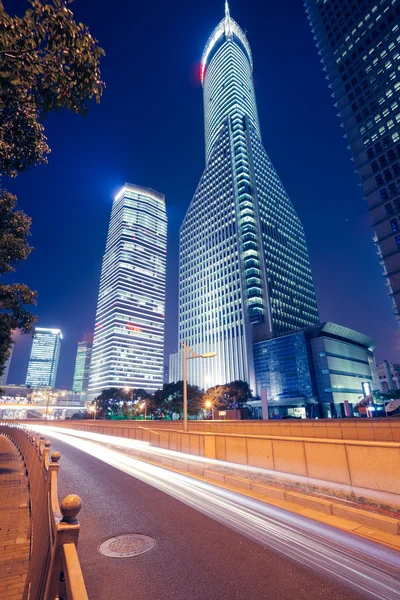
204 380 252 410
153 382 205 417
0 0 104 372
0 190 37 375
90 381 254 421
0 0 105 176
92 388 122 419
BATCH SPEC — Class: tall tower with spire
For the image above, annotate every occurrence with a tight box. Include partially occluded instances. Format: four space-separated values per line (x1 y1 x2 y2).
173 4 319 391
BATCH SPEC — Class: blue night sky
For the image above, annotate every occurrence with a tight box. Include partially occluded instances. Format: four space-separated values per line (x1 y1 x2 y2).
5 0 400 389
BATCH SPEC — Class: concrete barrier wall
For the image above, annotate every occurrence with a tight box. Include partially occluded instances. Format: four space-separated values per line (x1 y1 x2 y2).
22 420 400 507
177 418 400 442
20 417 399 441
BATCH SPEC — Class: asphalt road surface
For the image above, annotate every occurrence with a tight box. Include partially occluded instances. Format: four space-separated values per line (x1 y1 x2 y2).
42 429 400 600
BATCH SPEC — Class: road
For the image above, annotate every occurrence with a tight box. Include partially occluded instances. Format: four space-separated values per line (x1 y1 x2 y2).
41 427 400 600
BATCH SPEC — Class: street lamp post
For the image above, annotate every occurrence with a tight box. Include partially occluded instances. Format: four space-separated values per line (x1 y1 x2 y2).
182 342 216 433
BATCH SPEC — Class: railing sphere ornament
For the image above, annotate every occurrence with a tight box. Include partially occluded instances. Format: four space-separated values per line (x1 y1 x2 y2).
61 495 82 522
51 451 61 463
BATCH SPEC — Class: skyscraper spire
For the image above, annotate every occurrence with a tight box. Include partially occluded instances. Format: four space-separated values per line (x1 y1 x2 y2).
224 0 232 37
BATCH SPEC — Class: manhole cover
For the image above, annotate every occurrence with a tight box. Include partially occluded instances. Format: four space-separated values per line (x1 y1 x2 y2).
98 534 156 558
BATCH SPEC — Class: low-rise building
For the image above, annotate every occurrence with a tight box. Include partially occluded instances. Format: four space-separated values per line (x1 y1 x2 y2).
253 322 378 418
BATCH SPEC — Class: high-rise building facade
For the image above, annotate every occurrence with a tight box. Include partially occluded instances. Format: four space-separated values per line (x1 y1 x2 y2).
0 344 13 386
304 0 400 319
72 334 93 393
25 328 62 388
88 184 167 398
175 3 319 391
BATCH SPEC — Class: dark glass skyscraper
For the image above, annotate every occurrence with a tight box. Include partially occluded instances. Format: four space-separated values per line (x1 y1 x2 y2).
174 3 319 391
305 0 400 320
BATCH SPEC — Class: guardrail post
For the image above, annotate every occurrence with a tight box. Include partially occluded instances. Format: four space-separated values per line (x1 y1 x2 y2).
44 495 83 600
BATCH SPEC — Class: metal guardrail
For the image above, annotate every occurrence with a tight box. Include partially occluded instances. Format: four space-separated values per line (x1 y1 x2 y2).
0 423 88 600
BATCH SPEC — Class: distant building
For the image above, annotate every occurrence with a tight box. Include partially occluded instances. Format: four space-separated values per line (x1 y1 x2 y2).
304 0 400 321
163 364 169 385
88 184 167 398
0 345 13 386
253 322 378 418
169 353 180 384
377 360 400 391
26 328 62 389
174 3 319 391
72 334 93 393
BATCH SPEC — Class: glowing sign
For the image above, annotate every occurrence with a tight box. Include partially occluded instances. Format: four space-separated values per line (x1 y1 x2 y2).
361 382 371 398
127 324 142 332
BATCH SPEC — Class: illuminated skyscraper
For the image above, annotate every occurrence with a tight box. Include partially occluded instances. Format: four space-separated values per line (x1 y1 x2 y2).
0 344 13 386
304 0 400 320
72 334 93 393
174 3 319 390
26 328 62 388
88 184 167 398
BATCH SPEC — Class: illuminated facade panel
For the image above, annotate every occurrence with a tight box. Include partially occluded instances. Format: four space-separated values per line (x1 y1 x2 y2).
176 4 319 391
88 184 167 398
72 336 93 393
304 0 400 319
26 328 62 389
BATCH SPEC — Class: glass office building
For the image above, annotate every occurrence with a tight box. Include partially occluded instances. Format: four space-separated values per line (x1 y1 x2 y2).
25 328 62 389
253 332 317 407
176 3 319 390
305 0 400 319
72 335 93 393
88 184 167 398
254 322 378 417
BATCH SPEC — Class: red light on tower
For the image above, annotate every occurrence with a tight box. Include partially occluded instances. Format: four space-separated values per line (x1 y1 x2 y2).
127 323 142 332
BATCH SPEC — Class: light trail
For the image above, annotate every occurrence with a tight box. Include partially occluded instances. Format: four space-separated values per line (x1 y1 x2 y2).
34 425 400 600
29 425 348 489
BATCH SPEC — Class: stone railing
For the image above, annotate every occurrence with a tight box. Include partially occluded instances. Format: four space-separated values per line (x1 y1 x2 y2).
0 423 88 600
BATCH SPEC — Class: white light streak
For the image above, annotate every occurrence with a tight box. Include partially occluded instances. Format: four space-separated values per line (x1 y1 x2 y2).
35 426 400 600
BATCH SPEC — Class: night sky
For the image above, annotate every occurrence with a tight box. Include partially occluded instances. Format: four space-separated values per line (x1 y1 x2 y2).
5 0 400 389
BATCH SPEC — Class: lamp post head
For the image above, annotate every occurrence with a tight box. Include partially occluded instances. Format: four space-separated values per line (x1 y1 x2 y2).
201 352 217 359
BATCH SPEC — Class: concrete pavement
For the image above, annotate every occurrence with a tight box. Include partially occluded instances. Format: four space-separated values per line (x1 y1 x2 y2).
0 435 30 600
47 433 400 600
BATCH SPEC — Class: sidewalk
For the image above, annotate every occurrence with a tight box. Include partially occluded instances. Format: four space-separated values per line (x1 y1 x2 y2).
0 435 30 600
